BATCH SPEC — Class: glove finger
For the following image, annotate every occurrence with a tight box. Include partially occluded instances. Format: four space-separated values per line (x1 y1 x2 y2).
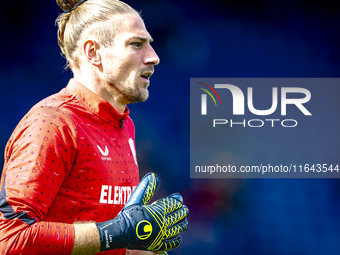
165 220 188 239
165 205 189 227
124 173 160 208
167 193 183 203
158 234 182 252
152 193 183 214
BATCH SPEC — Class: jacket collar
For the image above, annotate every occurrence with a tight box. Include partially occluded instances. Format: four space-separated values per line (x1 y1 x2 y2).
66 79 130 126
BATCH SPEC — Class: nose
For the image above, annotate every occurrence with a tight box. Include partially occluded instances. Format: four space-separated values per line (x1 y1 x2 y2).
144 44 160 66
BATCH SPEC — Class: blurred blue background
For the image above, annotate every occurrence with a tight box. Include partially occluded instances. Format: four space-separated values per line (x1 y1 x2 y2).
1 0 340 254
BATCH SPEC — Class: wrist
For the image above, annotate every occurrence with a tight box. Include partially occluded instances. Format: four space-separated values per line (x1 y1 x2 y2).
96 213 130 251
96 205 153 251
72 223 101 255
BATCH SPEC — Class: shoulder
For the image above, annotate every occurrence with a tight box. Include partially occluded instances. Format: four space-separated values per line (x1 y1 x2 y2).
29 87 76 116
8 88 80 146
17 87 79 129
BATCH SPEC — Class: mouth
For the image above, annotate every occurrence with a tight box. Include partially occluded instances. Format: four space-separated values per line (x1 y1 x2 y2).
140 72 153 82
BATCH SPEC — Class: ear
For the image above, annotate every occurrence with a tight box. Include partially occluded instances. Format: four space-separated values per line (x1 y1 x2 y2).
83 39 101 67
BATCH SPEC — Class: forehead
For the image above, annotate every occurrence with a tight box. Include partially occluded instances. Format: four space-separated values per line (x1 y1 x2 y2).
111 13 152 42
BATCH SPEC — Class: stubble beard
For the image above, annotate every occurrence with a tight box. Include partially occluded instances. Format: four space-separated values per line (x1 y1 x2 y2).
104 72 149 104
121 81 149 103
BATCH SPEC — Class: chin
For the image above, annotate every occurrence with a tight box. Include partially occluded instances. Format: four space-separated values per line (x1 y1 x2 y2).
138 92 149 103
138 88 149 101
128 91 149 104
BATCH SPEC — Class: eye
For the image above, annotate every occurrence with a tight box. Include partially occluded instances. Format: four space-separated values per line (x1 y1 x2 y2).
131 42 142 48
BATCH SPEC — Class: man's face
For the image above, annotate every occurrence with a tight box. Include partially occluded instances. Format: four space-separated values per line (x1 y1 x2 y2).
102 13 160 104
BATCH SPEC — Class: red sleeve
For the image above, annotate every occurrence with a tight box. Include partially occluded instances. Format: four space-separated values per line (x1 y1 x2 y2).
0 104 76 254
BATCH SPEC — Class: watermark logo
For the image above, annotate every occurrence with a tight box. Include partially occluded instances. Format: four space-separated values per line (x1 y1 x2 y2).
198 82 223 115
190 78 340 179
200 84 311 116
196 80 312 128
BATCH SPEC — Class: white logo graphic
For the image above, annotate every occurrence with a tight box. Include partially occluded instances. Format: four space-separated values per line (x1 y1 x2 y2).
200 83 312 128
97 145 109 156
128 138 138 166
99 185 136 205
202 84 312 116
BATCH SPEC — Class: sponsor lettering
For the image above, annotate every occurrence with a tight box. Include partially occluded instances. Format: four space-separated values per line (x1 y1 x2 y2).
99 185 136 205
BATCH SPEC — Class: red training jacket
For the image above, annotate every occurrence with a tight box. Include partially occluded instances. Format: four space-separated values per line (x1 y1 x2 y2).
0 79 139 254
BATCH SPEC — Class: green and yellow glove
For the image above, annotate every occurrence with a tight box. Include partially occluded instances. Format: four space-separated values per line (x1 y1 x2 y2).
96 173 189 253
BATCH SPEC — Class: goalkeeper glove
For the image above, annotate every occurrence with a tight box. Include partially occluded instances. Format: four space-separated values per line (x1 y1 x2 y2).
96 173 189 252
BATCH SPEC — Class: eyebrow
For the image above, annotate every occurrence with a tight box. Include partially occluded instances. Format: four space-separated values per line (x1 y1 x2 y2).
129 35 154 43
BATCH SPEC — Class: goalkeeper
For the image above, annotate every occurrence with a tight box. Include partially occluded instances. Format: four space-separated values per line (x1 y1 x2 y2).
0 0 189 254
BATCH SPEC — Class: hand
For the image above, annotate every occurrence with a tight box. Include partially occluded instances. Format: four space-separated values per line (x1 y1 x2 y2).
96 173 189 252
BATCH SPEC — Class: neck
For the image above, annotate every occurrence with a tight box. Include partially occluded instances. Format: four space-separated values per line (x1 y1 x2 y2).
73 70 127 115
